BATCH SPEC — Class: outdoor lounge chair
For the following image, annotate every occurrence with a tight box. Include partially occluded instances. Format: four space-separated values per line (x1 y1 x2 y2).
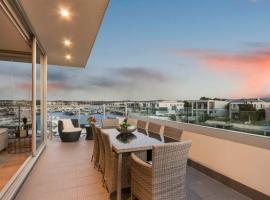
58 119 82 142
130 141 192 200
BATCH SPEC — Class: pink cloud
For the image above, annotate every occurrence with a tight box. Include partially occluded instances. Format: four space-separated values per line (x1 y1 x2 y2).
47 82 69 91
175 48 270 98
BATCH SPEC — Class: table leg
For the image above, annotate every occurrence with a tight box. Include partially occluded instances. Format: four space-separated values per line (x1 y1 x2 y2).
117 153 122 200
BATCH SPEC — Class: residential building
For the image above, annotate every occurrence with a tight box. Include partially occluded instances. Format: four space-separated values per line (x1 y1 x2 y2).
229 98 270 112
190 99 228 117
154 100 184 116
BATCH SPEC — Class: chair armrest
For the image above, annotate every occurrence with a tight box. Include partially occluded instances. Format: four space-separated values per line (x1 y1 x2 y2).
131 153 152 197
131 153 152 181
131 153 152 169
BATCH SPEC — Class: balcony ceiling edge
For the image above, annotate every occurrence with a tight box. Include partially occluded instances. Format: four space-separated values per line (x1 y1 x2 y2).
16 0 109 68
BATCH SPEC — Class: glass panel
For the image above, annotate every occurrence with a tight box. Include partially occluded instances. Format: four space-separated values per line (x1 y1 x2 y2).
36 48 42 149
0 61 32 190
127 100 270 137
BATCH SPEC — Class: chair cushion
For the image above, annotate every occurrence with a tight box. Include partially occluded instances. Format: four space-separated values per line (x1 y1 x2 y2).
62 119 74 130
63 127 82 133
0 128 8 135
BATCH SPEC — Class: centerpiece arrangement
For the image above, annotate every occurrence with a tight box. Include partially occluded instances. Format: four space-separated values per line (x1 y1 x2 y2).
116 118 137 144
87 116 97 124
117 118 136 134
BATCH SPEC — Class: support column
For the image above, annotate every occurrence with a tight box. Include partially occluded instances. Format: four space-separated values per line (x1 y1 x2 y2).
125 102 128 117
103 104 106 118
32 37 37 156
40 54 48 145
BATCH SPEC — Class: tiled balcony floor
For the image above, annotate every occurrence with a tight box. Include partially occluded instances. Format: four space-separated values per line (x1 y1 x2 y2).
15 137 250 200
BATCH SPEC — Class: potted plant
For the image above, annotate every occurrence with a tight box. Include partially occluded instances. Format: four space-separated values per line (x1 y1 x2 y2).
87 116 97 124
118 118 136 134
116 118 137 143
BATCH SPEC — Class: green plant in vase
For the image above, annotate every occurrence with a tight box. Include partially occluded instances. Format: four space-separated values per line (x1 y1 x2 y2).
121 118 129 130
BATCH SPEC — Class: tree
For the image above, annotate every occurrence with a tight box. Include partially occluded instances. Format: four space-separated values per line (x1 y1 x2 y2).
184 101 191 108
200 97 211 100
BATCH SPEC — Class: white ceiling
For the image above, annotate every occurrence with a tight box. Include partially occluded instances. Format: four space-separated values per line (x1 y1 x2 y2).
18 0 109 68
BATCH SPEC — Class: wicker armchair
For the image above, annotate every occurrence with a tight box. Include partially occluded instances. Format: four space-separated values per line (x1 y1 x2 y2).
58 119 81 142
131 141 192 200
96 127 105 174
102 118 119 129
137 120 148 135
164 126 183 143
101 131 130 194
91 123 99 168
147 122 162 141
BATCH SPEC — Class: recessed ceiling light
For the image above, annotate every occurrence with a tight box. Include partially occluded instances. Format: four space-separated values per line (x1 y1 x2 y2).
65 54 71 60
63 39 71 47
59 8 70 18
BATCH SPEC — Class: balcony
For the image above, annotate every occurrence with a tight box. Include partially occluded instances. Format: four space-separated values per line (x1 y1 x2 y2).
1 1 270 200
15 138 250 200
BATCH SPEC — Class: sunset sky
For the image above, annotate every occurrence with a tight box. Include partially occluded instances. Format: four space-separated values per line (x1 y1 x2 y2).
1 0 270 100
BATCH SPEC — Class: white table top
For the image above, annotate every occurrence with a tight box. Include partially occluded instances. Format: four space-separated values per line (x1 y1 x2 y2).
101 128 163 154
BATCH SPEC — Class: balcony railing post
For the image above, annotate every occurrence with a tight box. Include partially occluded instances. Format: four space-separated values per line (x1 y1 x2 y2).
125 103 128 117
103 104 106 118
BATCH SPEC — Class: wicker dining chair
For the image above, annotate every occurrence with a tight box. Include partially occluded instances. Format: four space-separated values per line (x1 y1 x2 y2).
96 127 105 174
131 141 192 200
101 131 130 195
137 120 148 135
102 118 119 129
91 123 99 168
164 126 183 143
147 122 162 141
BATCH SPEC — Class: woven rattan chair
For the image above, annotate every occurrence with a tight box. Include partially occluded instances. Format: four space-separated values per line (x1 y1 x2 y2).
101 131 130 194
147 122 162 141
91 123 99 168
96 127 105 174
102 118 119 129
131 141 192 200
164 126 183 143
58 119 82 142
137 120 148 135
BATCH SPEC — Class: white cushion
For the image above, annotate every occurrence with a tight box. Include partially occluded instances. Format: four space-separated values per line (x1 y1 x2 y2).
63 127 82 133
62 119 74 130
0 128 8 135
0 128 8 151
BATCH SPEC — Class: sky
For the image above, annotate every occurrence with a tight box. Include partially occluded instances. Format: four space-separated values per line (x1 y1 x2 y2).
1 0 270 101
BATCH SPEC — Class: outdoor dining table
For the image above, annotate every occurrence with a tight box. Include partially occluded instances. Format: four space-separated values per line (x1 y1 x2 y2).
101 128 163 200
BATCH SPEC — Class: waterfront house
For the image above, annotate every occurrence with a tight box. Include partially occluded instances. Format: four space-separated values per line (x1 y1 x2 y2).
189 99 228 118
